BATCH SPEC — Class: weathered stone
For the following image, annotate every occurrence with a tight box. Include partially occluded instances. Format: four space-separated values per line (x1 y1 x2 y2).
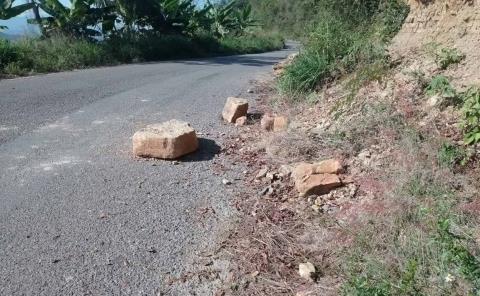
292 160 343 196
261 114 275 131
292 159 343 180
298 262 316 280
295 173 342 196
133 120 198 159
222 97 248 123
235 116 247 126
273 116 289 132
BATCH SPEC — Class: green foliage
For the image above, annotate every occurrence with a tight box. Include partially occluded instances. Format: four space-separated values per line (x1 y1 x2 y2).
437 219 480 290
437 143 467 168
461 87 480 145
272 0 409 96
0 33 283 76
425 75 457 99
342 169 480 295
0 0 34 20
427 43 465 70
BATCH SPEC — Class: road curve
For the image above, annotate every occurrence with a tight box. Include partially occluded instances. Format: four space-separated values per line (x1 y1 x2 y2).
0 48 293 295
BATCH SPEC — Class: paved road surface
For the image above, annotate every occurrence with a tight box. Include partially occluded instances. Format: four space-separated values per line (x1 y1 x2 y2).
0 48 293 295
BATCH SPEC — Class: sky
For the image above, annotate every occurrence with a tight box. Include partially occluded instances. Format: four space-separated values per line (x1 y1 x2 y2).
1 0 209 36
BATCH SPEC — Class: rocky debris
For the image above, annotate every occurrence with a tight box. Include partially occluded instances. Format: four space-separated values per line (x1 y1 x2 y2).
222 97 249 123
222 179 232 185
309 183 358 214
298 262 316 281
133 119 198 159
261 114 289 132
235 116 247 127
292 159 343 196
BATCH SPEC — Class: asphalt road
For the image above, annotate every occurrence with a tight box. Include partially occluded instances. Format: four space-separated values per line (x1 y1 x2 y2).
0 48 293 295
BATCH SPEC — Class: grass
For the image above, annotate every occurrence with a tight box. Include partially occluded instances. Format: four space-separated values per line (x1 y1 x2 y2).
0 32 284 76
334 101 480 295
277 0 409 98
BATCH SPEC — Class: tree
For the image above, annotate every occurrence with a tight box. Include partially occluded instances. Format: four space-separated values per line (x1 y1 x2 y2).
28 0 116 38
0 0 35 28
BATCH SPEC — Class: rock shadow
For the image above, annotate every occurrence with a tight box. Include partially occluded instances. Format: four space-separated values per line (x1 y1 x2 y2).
180 138 221 162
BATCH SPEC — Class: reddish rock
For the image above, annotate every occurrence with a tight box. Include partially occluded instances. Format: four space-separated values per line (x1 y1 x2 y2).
261 114 275 131
222 97 248 123
292 159 343 196
273 116 289 132
133 120 198 159
295 173 342 196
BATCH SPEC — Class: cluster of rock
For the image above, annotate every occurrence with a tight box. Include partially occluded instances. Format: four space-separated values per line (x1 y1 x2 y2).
131 96 252 159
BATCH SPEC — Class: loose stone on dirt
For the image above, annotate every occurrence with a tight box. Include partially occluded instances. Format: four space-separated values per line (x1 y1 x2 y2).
298 262 316 281
235 116 247 127
222 97 249 123
292 159 343 196
132 119 198 159
261 114 289 132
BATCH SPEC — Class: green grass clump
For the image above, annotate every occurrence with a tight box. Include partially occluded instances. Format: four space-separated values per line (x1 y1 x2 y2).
1 36 110 75
437 143 468 168
277 0 409 97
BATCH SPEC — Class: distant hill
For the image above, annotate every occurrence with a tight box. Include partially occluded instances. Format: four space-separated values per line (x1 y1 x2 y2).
0 32 21 40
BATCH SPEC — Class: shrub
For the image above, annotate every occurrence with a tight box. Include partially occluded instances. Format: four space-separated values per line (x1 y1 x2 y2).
436 47 465 70
461 87 480 145
277 0 409 96
425 75 458 103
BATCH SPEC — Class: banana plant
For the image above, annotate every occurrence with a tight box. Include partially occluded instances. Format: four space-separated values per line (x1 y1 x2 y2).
231 3 256 35
0 0 34 20
205 0 236 37
28 0 116 38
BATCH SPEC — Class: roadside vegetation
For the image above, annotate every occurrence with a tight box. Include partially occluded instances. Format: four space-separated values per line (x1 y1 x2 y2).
0 0 283 76
218 0 480 295
250 0 409 97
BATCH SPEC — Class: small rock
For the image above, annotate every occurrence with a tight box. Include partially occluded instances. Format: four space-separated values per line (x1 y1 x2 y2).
222 179 232 185
222 97 249 123
132 120 198 159
298 262 316 280
260 186 274 196
279 164 293 176
273 116 289 132
261 114 275 131
265 172 276 181
255 167 269 179
247 89 254 94
235 116 247 127
260 115 289 132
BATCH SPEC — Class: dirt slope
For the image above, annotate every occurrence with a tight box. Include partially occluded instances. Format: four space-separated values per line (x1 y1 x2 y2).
391 0 480 85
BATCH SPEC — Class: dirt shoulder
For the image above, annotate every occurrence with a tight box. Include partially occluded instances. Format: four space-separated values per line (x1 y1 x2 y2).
215 27 480 294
